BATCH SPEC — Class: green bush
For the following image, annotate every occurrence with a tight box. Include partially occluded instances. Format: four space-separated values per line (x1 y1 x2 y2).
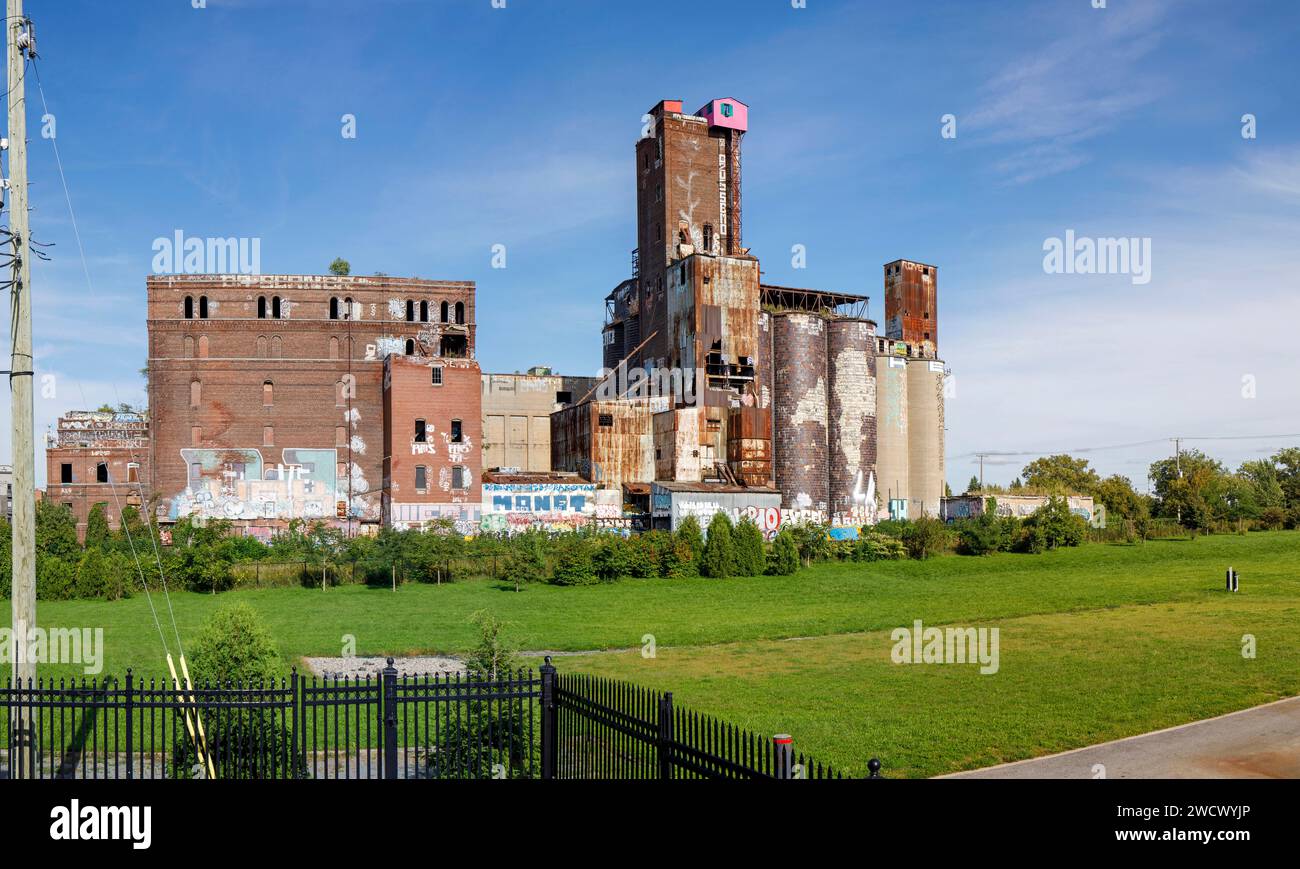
853 532 906 562
787 522 832 567
699 512 737 578
901 518 950 560
36 555 77 600
1022 496 1088 551
766 529 800 575
75 548 133 600
658 537 698 578
550 535 596 586
503 530 548 591
733 518 767 577
625 533 662 578
187 602 283 687
591 536 630 582
675 515 705 562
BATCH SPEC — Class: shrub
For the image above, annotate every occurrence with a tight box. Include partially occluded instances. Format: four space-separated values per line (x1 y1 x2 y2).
1258 506 1287 531
787 522 832 567
591 536 630 582
36 555 77 600
75 548 133 600
766 529 800 575
625 533 662 578
902 518 950 560
464 610 520 679
732 518 767 576
658 538 698 578
854 532 906 562
550 535 596 586
503 530 548 591
1022 496 1088 551
187 603 282 687
956 512 1002 556
675 515 705 562
84 504 113 550
699 512 737 578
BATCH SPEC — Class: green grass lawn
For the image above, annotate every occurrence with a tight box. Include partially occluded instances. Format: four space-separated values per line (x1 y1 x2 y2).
5 532 1299 776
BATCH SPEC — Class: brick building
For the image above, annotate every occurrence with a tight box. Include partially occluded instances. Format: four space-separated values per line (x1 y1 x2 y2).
383 355 483 532
146 274 475 538
43 411 150 541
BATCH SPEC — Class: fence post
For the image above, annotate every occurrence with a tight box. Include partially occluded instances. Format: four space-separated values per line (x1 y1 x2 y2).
773 734 794 780
539 656 558 780
290 668 300 779
382 658 398 779
657 692 674 780
868 758 883 779
124 670 134 781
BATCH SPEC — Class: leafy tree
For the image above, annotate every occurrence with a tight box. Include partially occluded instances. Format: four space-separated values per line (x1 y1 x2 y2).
766 528 800 575
699 512 737 578
625 534 661 578
1237 460 1286 511
36 556 77 600
188 603 282 686
550 534 596 586
84 503 112 550
1093 475 1150 525
591 536 630 582
1272 447 1300 510
36 500 80 563
732 518 767 576
503 530 548 591
1022 496 1088 551
787 521 832 567
329 257 351 276
675 515 705 562
1149 449 1226 529
1021 454 1100 495
75 547 132 600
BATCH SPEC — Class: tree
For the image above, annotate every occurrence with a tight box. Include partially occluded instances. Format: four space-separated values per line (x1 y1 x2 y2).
187 603 282 686
1021 454 1100 495
1150 449 1226 529
464 611 520 680
84 503 112 550
675 515 705 562
766 529 800 575
329 257 351 276
732 517 766 576
902 517 950 560
966 476 981 494
699 512 737 578
1093 475 1150 524
1023 496 1088 551
503 530 547 591
591 536 630 582
550 534 596 586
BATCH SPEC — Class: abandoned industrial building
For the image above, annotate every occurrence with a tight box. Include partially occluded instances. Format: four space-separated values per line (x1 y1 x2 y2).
48 96 947 541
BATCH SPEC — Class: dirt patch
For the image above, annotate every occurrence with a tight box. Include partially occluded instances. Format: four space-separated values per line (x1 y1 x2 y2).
303 655 466 679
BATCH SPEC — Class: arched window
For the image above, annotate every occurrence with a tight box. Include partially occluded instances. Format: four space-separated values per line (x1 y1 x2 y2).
405 338 416 355
329 297 339 320
336 380 346 407
343 297 353 320
329 336 340 360
271 296 282 319
199 296 209 318
190 380 201 408
197 336 210 358
455 301 465 325
184 336 195 358
270 335 282 357
440 301 449 323
263 380 274 407
184 296 194 319
420 300 429 322
256 336 268 358
258 296 267 319
405 299 415 322
703 223 714 252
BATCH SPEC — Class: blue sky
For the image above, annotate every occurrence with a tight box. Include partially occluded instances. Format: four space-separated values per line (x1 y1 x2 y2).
6 0 1299 490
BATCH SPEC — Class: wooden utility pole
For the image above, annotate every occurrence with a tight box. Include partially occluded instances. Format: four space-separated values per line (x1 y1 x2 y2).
6 0 36 778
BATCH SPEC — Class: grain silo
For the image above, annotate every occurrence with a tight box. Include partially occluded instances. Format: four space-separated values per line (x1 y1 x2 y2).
827 319 877 520
772 312 829 513
907 357 946 518
874 345 910 518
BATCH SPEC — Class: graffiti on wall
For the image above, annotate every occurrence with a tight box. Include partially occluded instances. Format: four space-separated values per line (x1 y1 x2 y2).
172 447 374 523
480 483 597 535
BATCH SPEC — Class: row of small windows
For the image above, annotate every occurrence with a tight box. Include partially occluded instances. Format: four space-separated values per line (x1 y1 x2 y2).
59 462 139 484
183 296 209 319
415 465 470 492
181 295 469 324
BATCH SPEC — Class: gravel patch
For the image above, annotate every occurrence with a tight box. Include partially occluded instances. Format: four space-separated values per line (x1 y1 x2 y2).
303 655 466 679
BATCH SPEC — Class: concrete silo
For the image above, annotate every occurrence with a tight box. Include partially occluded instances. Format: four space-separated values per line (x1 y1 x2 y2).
827 319 877 521
772 312 828 513
907 357 946 518
874 348 910 519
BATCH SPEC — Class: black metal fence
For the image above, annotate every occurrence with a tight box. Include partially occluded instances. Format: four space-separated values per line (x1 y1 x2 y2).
2 658 875 780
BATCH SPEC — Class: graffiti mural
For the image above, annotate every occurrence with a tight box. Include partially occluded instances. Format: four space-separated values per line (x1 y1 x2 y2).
480 482 597 535
171 447 368 522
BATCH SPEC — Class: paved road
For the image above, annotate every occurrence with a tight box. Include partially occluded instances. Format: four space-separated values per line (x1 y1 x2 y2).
944 697 1300 779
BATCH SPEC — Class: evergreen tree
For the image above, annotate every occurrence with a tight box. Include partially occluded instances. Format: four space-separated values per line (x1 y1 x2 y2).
733 517 766 576
675 515 705 561
966 476 981 494
699 512 737 578
84 503 112 550
766 528 800 576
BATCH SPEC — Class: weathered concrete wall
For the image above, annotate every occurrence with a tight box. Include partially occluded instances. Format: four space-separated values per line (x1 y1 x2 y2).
481 373 597 473
772 313 828 513
827 320 878 520
907 358 946 519
875 353 910 517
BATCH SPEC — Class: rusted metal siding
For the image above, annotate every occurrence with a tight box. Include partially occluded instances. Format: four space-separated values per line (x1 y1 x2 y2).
550 399 655 488
883 260 938 357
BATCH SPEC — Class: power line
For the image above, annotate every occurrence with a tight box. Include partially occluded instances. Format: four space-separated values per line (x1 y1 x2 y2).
950 432 1300 461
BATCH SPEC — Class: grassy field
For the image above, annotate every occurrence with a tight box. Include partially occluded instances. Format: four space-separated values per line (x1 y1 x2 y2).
5 532 1299 776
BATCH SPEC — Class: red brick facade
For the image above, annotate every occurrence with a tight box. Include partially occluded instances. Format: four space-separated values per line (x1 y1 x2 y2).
146 274 475 537
43 412 150 542
382 355 482 531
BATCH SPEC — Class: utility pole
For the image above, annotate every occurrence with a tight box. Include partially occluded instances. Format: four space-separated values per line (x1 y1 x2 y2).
1171 437 1183 524
6 0 36 779
975 453 989 490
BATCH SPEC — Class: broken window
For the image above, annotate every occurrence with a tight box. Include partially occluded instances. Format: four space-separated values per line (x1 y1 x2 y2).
415 466 428 492
451 419 463 444
420 300 429 322
440 334 468 358
455 301 465 325
452 466 469 490
598 413 614 428
271 296 282 319
61 463 73 484
414 419 427 443
405 338 416 355
703 223 713 252
96 463 109 483
329 297 339 320
406 299 415 322
555 391 572 405
440 301 449 323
